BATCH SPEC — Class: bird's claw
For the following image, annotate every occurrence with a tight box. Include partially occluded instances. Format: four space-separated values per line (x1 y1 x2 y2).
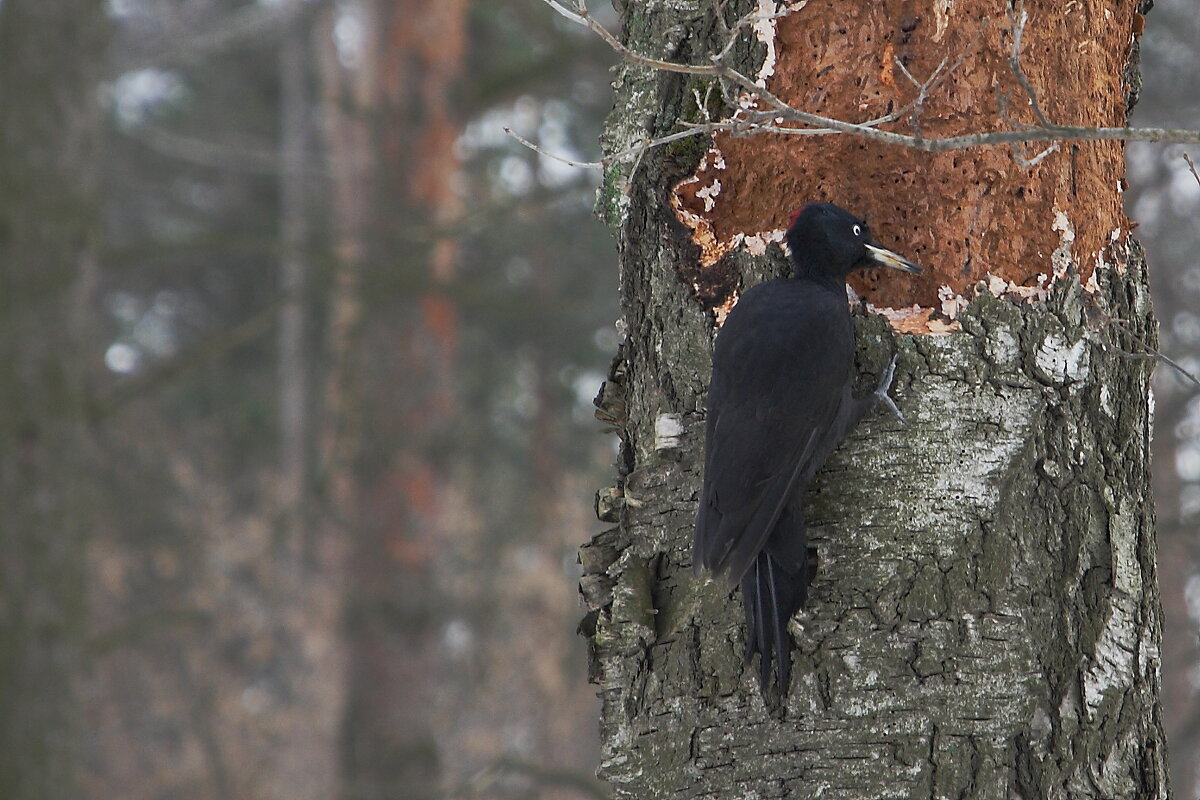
874 354 906 425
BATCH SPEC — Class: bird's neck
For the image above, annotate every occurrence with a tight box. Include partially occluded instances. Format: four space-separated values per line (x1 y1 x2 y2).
789 264 846 293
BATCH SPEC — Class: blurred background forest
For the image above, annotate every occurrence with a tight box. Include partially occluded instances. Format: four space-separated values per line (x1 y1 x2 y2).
1 0 1199 798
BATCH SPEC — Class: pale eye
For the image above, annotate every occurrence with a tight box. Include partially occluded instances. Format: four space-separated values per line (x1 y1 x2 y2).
852 224 862 237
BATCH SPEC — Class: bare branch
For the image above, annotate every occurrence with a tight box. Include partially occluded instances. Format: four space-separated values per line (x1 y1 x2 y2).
519 3 1200 171
536 0 720 76
540 0 590 25
1184 152 1200 189
510 114 1200 174
1099 313 1200 389
710 0 731 38
1011 141 1060 169
503 126 602 169
1117 343 1200 390
1007 1 1053 128
892 56 923 90
893 56 949 140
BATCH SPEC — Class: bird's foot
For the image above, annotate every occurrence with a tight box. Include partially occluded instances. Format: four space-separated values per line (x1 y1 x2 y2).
874 354 906 425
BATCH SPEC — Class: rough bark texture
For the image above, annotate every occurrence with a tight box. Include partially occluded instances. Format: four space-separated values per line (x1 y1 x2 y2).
583 1 1169 798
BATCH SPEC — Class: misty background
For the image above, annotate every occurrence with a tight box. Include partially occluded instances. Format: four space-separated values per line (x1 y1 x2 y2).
5 0 1200 797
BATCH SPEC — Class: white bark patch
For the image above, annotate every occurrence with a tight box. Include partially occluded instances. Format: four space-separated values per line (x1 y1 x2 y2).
916 405 1034 556
712 292 738 327
1109 502 1142 595
1080 506 1142 724
985 273 1050 303
865 303 961 334
933 0 953 41
654 413 684 453
695 179 722 212
984 325 1021 371
1051 208 1076 281
751 0 778 85
839 335 1041 558
1034 332 1090 385
1099 384 1114 418
938 284 968 320
742 229 784 256
1082 593 1138 721
746 1 811 86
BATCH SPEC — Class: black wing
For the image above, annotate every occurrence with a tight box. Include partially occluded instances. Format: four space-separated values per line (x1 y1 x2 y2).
694 278 856 589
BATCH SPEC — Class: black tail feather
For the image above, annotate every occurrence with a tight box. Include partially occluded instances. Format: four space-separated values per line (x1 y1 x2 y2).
740 534 808 704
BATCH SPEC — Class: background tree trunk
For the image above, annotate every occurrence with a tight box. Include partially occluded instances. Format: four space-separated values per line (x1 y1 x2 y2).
583 1 1169 797
0 1 106 797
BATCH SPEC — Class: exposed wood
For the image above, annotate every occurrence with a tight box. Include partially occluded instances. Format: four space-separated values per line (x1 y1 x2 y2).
673 0 1139 313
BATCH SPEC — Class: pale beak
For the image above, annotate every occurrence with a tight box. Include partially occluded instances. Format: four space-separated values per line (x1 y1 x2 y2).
865 243 922 274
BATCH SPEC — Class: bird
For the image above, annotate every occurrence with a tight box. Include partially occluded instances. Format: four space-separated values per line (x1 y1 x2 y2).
693 202 921 707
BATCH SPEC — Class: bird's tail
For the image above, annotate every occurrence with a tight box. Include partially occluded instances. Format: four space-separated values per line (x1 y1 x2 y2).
741 534 808 705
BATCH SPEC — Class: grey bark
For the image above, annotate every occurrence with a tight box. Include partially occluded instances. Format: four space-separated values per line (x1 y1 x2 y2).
0 1 106 797
582 3 1170 798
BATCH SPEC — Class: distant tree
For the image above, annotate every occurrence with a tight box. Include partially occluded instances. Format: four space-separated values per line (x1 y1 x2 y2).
0 2 106 797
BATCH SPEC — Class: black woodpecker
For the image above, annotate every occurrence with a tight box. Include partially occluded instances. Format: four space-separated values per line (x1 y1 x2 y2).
693 202 921 706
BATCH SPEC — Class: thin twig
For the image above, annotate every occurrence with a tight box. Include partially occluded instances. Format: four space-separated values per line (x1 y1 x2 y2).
879 23 984 138
741 117 1200 151
710 0 731 37
540 0 587 25
1184 152 1200 188
1106 317 1200 389
509 115 1200 172
519 2 1200 169
1008 1 1053 128
503 127 603 168
893 57 922 90
1011 141 1059 168
692 87 711 122
893 55 949 140
505 123 746 170
537 0 720 76
892 58 924 140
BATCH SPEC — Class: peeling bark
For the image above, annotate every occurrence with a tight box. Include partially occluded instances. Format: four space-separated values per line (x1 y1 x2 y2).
584 1 1169 798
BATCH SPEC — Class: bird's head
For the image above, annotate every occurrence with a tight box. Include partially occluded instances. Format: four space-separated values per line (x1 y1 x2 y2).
785 202 922 281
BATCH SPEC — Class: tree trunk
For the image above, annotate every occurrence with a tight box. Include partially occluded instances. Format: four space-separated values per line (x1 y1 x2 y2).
0 1 105 797
279 10 312 548
321 1 469 797
583 2 1169 798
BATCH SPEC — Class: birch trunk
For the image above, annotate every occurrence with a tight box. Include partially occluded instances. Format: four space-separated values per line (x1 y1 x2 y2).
582 1 1169 798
